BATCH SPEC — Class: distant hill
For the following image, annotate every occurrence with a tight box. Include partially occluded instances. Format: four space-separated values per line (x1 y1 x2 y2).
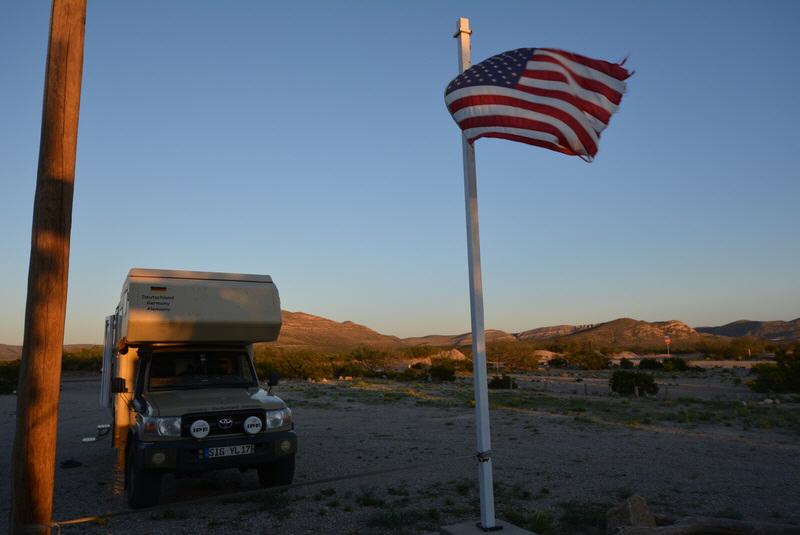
696 319 800 341
0 344 21 361
546 318 712 350
404 329 517 347
516 324 594 341
3 314 798 361
267 310 403 349
407 318 716 350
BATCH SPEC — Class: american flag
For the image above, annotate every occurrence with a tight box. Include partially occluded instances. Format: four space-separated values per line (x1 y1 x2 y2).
445 48 632 161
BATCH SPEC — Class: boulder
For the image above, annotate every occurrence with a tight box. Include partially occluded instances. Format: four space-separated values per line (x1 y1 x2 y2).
607 495 656 535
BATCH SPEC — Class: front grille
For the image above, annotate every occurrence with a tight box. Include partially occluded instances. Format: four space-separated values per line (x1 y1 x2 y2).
181 409 264 437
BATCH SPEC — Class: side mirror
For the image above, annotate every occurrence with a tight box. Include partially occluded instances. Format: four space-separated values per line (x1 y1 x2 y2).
131 398 145 413
267 373 279 387
111 377 127 393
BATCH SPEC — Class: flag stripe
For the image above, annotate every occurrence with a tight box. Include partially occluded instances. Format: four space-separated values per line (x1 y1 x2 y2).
458 115 581 156
463 127 577 156
528 57 623 104
539 48 630 81
445 85 607 134
511 84 612 126
522 66 621 106
533 49 627 94
448 95 598 155
517 76 617 120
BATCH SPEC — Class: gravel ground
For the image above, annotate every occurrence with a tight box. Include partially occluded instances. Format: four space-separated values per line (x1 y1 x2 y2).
1 373 799 534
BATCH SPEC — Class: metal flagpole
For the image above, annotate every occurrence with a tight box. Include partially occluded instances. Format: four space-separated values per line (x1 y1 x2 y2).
454 17 497 530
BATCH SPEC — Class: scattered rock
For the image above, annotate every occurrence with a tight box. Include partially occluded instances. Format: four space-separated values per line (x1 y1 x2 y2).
607 494 656 535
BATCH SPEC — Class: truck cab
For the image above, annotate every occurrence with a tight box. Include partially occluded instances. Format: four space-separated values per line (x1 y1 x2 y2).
100 269 296 508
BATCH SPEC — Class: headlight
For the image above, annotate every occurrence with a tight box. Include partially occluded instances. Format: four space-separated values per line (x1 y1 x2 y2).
142 416 182 438
265 408 292 429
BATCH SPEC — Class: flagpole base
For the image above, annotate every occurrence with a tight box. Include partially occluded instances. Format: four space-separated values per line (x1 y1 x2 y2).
440 519 536 535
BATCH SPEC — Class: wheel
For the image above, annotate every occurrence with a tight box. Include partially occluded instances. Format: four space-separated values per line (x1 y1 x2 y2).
257 453 295 487
125 440 162 508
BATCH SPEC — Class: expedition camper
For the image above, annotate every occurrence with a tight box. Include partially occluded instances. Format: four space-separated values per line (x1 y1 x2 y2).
99 269 296 508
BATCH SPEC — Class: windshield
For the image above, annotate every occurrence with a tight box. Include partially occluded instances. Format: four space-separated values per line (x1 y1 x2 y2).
147 350 256 390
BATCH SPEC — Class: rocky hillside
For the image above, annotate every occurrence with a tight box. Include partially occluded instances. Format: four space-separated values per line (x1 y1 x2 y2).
0 344 20 361
550 318 710 349
406 318 709 350
696 319 800 341
268 310 403 349
516 324 594 341
403 329 518 347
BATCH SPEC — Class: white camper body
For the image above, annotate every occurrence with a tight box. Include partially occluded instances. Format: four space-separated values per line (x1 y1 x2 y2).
101 269 282 410
116 268 281 347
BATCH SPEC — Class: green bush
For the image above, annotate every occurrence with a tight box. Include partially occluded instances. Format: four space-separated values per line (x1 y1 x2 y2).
568 352 610 370
486 342 540 371
429 359 456 382
403 345 440 358
548 357 568 368
488 374 518 389
62 347 103 371
397 366 430 381
1 349 105 395
610 370 659 396
619 358 634 369
0 360 21 395
662 357 689 372
638 359 663 370
750 357 800 393
253 347 333 380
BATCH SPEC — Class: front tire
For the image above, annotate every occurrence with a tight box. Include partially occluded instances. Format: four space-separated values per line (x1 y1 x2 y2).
126 440 162 508
258 453 295 487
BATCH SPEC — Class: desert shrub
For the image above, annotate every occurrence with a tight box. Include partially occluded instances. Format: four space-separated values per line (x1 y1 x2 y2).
429 359 456 382
503 508 555 534
0 360 21 395
253 347 333 380
488 374 518 389
62 347 103 371
548 357 568 368
568 352 610 370
662 357 689 372
749 357 800 393
619 358 634 369
397 366 429 381
347 346 393 374
638 359 663 370
486 342 540 371
559 500 610 530
454 358 473 373
610 370 659 396
403 345 440 358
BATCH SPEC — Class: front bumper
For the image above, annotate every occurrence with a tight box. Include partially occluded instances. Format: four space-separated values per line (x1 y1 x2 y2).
134 430 297 473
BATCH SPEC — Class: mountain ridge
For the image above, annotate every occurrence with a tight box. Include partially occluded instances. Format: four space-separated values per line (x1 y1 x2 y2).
1 314 797 361
696 318 800 341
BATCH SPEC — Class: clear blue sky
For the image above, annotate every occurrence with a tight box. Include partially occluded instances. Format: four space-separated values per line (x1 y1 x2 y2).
1 1 798 344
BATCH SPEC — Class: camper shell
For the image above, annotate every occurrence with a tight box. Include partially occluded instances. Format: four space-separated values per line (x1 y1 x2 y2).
101 269 296 508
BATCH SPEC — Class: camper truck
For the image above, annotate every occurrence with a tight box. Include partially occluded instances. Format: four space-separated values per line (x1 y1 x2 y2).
99 269 297 508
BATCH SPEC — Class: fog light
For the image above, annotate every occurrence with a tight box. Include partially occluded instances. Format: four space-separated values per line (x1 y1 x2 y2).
244 415 263 435
280 440 293 453
151 452 166 465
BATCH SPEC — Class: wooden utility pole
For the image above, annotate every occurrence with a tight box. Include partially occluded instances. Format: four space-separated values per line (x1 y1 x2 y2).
10 0 87 533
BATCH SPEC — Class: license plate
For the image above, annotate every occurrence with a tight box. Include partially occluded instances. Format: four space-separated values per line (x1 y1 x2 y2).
204 444 255 458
